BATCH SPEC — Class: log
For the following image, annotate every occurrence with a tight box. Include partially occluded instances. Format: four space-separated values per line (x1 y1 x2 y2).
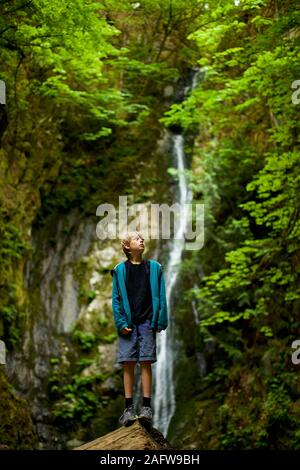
74 418 173 451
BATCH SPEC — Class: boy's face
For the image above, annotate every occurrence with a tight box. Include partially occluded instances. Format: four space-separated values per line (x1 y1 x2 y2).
127 233 144 254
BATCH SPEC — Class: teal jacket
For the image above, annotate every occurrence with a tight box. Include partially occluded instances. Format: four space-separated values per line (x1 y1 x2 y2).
110 259 168 334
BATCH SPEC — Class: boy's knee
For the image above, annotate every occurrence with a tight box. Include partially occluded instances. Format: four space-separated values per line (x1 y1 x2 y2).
123 361 136 367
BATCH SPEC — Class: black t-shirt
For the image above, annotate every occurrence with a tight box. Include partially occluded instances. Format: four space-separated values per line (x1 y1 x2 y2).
125 259 153 325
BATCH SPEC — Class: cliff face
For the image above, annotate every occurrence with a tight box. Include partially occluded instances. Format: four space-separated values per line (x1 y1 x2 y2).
1 130 173 449
5 212 125 448
0 62 177 449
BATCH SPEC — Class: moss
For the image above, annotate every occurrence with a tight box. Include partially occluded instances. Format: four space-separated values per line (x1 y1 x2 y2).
0 368 39 449
102 332 117 344
72 330 97 351
168 392 220 450
170 347 300 450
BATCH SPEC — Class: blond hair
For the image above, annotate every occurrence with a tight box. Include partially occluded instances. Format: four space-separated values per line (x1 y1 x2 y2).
121 230 144 260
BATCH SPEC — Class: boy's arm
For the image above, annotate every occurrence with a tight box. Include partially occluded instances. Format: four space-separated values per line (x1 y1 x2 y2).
111 271 128 334
157 265 168 331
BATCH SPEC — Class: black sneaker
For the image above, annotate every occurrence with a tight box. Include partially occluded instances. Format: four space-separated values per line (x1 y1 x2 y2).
118 404 138 426
138 405 153 423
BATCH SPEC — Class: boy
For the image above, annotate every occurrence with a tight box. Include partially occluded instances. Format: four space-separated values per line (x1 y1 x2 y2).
110 231 168 426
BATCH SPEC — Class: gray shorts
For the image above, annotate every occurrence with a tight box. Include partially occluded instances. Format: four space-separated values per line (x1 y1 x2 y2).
117 318 157 364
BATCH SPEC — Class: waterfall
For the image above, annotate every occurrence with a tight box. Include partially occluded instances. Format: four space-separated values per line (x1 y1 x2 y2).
153 68 202 437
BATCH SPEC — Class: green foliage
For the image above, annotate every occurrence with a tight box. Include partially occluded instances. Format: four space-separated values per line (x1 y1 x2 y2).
98 316 109 327
181 0 300 335
78 289 97 304
76 358 95 371
102 332 117 344
48 352 110 425
172 0 300 449
50 369 104 423
0 209 32 346
72 329 96 351
1 0 186 349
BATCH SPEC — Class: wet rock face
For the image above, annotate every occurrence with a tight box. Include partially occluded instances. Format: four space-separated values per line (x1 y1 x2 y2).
81 343 119 377
6 209 123 448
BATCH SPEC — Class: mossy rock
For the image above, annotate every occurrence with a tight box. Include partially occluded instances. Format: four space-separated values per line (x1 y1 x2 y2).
0 368 39 449
168 394 220 450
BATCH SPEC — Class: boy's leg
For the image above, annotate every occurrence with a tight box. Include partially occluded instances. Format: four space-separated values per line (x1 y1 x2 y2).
140 361 152 397
137 319 156 409
117 324 138 402
139 360 153 422
119 361 138 426
123 361 136 398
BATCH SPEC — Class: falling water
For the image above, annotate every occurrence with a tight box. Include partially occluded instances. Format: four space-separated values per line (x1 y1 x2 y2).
153 68 202 436
152 134 192 436
153 69 201 436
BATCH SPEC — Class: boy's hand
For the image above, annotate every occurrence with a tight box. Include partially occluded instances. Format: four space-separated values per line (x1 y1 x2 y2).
121 327 132 335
